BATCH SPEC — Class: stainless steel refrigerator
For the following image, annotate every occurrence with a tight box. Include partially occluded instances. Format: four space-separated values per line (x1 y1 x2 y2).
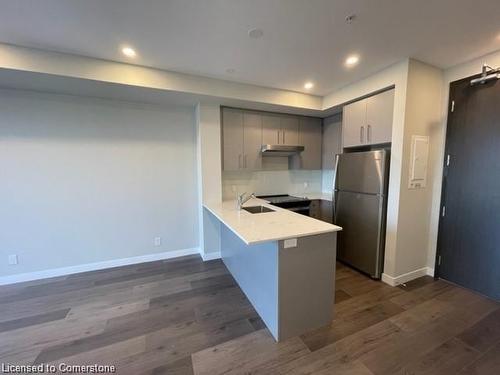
333 150 390 279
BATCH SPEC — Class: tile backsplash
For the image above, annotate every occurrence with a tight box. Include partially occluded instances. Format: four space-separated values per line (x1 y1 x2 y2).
222 169 323 200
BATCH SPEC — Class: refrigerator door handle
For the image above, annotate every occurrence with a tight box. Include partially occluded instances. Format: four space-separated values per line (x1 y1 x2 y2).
332 190 338 224
332 154 340 223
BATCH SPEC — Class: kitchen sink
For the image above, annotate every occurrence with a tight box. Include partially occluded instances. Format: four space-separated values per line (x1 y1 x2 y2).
242 205 275 214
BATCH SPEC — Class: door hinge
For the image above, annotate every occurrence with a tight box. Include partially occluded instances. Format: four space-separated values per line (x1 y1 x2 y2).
451 100 455 112
437 255 442 266
442 205 446 217
446 154 450 167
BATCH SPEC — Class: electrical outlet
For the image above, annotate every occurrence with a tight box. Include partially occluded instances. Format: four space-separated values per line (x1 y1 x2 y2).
8 254 18 265
154 237 162 247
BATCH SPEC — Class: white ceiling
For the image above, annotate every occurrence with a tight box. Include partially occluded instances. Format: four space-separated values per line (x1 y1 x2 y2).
0 0 499 96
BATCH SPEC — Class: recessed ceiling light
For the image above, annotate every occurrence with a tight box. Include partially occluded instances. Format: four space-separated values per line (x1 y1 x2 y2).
345 14 356 24
248 28 264 39
304 82 314 90
345 55 359 67
121 46 136 58
226 68 236 74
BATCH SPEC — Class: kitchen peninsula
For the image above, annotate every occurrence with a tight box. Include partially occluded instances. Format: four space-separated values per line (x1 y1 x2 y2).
204 197 342 341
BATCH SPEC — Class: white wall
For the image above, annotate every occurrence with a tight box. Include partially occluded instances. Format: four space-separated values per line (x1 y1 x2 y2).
0 89 199 278
196 103 222 259
427 48 500 270
393 60 443 278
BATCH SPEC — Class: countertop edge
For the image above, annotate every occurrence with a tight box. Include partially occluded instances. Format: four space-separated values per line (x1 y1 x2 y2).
203 199 341 245
203 204 253 245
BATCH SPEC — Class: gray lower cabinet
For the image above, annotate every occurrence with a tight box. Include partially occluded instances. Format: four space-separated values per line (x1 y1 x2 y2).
309 199 333 223
222 108 262 171
342 89 394 148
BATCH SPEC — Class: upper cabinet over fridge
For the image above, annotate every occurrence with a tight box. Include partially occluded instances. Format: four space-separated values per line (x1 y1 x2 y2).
342 89 395 148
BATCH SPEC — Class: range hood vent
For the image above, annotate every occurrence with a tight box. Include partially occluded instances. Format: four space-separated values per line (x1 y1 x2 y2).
261 144 304 157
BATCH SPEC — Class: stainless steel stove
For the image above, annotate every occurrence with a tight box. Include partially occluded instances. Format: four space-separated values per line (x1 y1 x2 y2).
257 194 312 216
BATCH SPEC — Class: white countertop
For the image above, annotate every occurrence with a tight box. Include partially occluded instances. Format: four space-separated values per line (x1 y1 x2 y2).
204 198 341 245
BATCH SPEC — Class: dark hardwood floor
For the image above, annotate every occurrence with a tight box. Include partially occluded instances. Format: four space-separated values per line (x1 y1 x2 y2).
0 255 498 374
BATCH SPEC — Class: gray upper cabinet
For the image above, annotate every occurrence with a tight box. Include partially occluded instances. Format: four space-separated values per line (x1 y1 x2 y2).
222 108 262 171
280 116 299 145
242 112 263 170
222 107 322 171
262 114 281 145
343 100 366 148
342 89 394 148
365 89 394 145
293 117 322 169
262 114 299 145
222 108 244 171
322 114 342 170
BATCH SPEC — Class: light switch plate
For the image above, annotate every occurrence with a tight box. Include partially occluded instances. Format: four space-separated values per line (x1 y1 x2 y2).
284 238 298 248
154 237 162 247
8 254 18 265
408 135 429 189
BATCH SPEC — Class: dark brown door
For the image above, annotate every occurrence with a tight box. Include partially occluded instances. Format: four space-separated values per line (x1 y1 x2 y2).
436 74 500 301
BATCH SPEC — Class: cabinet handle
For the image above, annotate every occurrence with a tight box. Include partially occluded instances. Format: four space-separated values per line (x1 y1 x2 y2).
244 155 247 168
277 130 280 144
360 126 364 143
283 130 286 144
238 154 242 169
367 124 371 142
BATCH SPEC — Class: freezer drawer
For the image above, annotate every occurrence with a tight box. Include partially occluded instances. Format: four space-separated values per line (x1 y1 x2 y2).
335 150 388 194
334 191 385 278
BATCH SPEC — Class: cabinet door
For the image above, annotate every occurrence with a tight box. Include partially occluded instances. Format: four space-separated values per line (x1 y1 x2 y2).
322 114 342 171
281 116 299 145
242 112 262 170
222 108 244 171
309 200 321 219
297 117 322 169
366 89 394 145
342 100 366 148
262 114 281 145
320 200 333 223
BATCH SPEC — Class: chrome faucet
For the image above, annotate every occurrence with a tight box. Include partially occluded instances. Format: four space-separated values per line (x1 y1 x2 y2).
237 192 256 210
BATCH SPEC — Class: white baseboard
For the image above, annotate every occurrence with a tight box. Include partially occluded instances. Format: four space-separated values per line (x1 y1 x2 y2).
0 247 200 286
200 251 221 261
381 266 434 287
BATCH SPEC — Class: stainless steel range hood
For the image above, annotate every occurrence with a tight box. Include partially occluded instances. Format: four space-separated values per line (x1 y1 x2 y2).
261 144 304 157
